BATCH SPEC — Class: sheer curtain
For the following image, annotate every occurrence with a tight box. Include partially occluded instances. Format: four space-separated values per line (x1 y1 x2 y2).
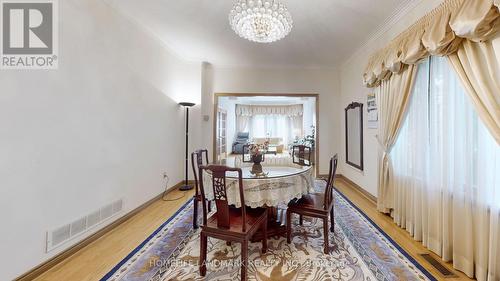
248 114 293 144
391 59 430 240
236 115 250 133
236 104 304 144
392 56 500 280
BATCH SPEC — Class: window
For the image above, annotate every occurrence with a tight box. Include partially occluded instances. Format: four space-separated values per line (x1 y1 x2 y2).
392 56 500 213
247 114 302 145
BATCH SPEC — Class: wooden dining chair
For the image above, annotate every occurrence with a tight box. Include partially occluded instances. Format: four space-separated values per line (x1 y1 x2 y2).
191 149 212 229
242 144 251 162
292 145 312 166
286 154 338 254
198 165 268 281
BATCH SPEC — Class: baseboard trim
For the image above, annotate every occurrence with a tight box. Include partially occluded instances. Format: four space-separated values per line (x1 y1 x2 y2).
14 181 191 281
316 174 377 204
336 174 377 204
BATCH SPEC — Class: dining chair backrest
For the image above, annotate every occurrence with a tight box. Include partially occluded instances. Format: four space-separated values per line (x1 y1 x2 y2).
242 144 251 162
198 165 247 232
292 145 312 165
191 149 209 195
323 154 338 210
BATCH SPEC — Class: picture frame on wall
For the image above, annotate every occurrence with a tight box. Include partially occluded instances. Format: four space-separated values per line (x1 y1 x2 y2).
367 93 378 129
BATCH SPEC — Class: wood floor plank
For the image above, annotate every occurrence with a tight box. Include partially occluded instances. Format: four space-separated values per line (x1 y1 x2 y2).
335 179 471 281
32 179 473 281
33 189 194 281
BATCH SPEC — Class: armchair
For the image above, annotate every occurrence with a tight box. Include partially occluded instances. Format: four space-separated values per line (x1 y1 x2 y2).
232 132 250 154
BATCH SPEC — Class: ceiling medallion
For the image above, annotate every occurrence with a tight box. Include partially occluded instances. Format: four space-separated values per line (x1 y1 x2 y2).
229 0 293 43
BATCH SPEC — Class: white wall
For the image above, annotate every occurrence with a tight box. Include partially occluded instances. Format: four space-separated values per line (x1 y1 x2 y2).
0 0 201 279
201 65 340 175
338 0 442 196
302 99 316 137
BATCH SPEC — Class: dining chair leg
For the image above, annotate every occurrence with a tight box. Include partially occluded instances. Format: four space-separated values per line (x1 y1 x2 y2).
193 197 199 229
286 211 292 244
241 240 249 281
262 218 268 253
330 207 334 233
200 232 207 276
323 218 329 254
299 215 303 225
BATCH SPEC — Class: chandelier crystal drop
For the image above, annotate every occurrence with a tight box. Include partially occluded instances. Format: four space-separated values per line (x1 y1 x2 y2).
229 0 293 43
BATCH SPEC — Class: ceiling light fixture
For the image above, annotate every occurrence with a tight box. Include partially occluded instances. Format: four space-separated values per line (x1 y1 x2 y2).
229 0 293 43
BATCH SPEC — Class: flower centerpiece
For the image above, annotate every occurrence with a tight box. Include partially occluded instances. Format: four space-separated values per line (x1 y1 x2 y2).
247 139 270 175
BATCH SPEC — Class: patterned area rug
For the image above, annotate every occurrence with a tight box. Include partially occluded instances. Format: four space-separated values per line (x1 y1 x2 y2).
101 181 436 281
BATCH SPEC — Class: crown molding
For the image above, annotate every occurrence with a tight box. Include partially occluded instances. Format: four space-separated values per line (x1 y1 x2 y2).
341 0 425 68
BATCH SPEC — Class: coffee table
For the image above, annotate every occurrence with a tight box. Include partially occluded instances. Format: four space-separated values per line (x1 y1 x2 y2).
266 145 278 155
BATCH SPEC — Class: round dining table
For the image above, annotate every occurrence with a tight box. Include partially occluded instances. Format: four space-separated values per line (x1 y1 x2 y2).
202 155 315 239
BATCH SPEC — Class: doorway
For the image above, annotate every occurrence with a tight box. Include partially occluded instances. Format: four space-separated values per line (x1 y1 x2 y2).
213 93 319 176
216 108 228 162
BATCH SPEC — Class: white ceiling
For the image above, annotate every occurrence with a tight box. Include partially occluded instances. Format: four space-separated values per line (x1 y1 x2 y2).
106 0 411 68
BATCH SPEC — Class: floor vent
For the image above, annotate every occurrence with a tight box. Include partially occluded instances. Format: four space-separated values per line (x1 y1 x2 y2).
46 199 123 252
419 254 456 278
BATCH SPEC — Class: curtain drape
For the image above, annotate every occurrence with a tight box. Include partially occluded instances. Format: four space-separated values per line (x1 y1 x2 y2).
235 104 303 117
291 116 303 138
391 59 431 243
392 56 500 281
249 114 294 144
376 64 417 213
363 0 500 88
236 104 304 142
236 115 250 133
362 1 500 279
448 39 500 144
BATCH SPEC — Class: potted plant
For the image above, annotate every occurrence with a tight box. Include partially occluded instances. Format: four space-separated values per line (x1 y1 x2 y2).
289 125 316 163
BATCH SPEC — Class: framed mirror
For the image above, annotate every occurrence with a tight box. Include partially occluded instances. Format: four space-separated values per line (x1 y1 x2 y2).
345 102 364 170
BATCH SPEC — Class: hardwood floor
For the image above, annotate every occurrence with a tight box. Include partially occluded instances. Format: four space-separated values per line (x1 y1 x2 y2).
32 178 473 281
33 189 194 281
334 179 472 281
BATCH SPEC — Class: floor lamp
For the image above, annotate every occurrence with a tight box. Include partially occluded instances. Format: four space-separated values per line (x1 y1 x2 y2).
179 102 195 191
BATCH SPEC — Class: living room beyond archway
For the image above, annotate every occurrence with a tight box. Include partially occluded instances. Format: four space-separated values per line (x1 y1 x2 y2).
213 93 319 176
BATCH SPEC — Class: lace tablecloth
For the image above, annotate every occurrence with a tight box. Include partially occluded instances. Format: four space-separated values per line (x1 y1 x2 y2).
202 157 315 208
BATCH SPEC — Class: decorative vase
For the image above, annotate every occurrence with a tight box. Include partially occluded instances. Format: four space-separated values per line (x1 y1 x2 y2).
252 154 263 165
251 154 263 174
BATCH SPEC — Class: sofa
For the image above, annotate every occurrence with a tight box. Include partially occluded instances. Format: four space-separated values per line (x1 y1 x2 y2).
232 132 250 154
253 137 284 153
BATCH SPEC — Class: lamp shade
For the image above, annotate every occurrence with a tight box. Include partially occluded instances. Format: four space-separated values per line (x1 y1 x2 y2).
179 102 196 107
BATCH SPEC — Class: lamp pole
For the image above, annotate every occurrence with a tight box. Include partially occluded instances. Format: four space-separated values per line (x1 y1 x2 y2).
179 102 195 191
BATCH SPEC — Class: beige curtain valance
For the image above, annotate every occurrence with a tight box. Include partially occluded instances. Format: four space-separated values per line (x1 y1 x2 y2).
363 0 500 87
235 104 303 117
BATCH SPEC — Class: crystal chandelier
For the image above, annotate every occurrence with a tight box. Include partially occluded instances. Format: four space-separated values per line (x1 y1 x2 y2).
229 0 293 43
